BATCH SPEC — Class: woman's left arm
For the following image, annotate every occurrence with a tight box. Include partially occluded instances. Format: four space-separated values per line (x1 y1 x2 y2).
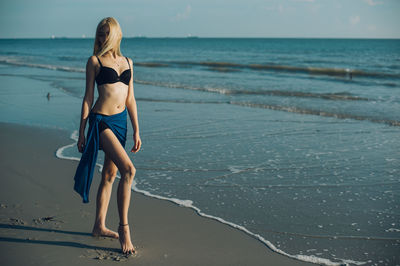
126 57 142 153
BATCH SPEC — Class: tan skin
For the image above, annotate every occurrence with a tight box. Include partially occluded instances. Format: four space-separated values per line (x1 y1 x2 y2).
77 26 141 255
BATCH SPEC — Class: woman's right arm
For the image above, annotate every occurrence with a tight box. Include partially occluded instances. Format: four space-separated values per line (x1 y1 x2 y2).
77 56 97 152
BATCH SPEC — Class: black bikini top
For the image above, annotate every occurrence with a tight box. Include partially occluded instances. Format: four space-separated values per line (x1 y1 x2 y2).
95 56 131 86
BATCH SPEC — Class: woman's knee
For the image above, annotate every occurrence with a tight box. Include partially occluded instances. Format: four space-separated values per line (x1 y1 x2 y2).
121 164 136 182
102 167 117 183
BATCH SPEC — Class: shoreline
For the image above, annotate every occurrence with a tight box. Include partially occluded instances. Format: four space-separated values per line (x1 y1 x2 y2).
58 131 332 265
0 122 315 266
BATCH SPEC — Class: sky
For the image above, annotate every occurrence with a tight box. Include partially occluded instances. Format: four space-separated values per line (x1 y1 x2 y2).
0 0 399 39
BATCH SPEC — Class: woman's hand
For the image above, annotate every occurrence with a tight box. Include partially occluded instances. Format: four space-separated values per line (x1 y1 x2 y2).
131 132 142 153
77 134 86 153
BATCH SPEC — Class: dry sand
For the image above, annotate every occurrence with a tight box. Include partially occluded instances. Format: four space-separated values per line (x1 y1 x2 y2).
0 122 316 266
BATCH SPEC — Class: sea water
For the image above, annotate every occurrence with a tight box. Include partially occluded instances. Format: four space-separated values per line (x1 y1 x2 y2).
0 38 399 265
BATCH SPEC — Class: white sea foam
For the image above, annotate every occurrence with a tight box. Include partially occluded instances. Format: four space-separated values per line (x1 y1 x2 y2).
227 165 242 174
55 130 80 161
385 228 400 233
0 57 84 73
55 130 367 266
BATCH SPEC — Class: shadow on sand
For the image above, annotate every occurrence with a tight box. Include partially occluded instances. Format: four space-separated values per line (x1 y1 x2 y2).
0 223 119 253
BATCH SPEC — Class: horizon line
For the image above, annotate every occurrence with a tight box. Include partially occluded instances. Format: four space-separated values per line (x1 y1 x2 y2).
1 36 399 40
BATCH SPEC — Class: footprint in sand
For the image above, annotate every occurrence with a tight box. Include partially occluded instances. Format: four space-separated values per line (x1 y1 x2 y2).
9 218 26 225
82 249 137 262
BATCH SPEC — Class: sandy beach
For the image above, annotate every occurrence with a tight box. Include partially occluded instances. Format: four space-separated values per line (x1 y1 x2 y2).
0 122 315 266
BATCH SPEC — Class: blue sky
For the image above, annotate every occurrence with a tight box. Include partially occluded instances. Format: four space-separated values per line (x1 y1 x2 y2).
0 0 399 38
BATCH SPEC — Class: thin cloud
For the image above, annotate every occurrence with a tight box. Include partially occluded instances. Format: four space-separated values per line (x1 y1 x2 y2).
349 15 360 25
263 4 284 12
171 5 192 22
263 6 276 11
364 0 383 6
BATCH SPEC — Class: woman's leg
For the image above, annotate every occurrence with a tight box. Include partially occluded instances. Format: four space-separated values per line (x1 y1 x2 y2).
92 154 119 239
99 129 136 254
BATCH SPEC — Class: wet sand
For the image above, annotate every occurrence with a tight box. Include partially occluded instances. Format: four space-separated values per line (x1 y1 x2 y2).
0 122 315 266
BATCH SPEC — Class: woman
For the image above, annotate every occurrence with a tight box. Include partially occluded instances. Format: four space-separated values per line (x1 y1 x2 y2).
73 17 141 255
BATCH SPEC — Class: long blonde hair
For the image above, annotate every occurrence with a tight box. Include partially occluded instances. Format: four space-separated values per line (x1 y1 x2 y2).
93 17 123 57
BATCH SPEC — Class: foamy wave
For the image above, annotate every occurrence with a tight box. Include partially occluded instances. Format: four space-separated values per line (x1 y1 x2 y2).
385 228 400 233
55 130 366 266
55 130 79 161
135 60 400 79
134 96 400 127
0 57 84 73
135 79 370 101
231 101 400 127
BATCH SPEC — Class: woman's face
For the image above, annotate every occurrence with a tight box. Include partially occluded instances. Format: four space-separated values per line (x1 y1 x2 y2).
98 26 110 45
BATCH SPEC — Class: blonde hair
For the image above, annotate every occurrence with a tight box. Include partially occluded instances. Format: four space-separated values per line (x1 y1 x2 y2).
93 17 123 57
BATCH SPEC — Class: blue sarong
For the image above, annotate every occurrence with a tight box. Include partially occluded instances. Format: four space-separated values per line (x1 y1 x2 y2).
74 108 127 203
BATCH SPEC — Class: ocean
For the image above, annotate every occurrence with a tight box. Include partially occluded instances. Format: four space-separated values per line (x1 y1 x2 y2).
0 38 399 265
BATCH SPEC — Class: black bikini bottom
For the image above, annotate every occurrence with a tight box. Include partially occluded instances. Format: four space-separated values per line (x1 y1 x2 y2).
99 121 110 133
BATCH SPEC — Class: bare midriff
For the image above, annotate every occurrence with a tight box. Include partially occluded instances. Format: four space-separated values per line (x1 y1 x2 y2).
91 83 128 115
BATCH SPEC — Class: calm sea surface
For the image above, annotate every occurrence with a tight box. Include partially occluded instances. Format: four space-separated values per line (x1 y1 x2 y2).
0 38 399 265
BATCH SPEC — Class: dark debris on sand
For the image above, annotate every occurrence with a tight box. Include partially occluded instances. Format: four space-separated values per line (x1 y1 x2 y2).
33 216 63 225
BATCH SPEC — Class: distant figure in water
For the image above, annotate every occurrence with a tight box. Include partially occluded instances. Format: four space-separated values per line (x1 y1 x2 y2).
346 68 353 80
74 17 141 255
46 92 50 100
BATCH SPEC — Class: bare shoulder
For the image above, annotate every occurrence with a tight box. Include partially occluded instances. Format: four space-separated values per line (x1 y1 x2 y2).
126 57 134 67
86 56 100 73
87 55 98 66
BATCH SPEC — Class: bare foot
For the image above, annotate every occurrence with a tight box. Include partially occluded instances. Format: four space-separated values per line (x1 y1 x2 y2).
92 226 119 239
118 224 136 255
